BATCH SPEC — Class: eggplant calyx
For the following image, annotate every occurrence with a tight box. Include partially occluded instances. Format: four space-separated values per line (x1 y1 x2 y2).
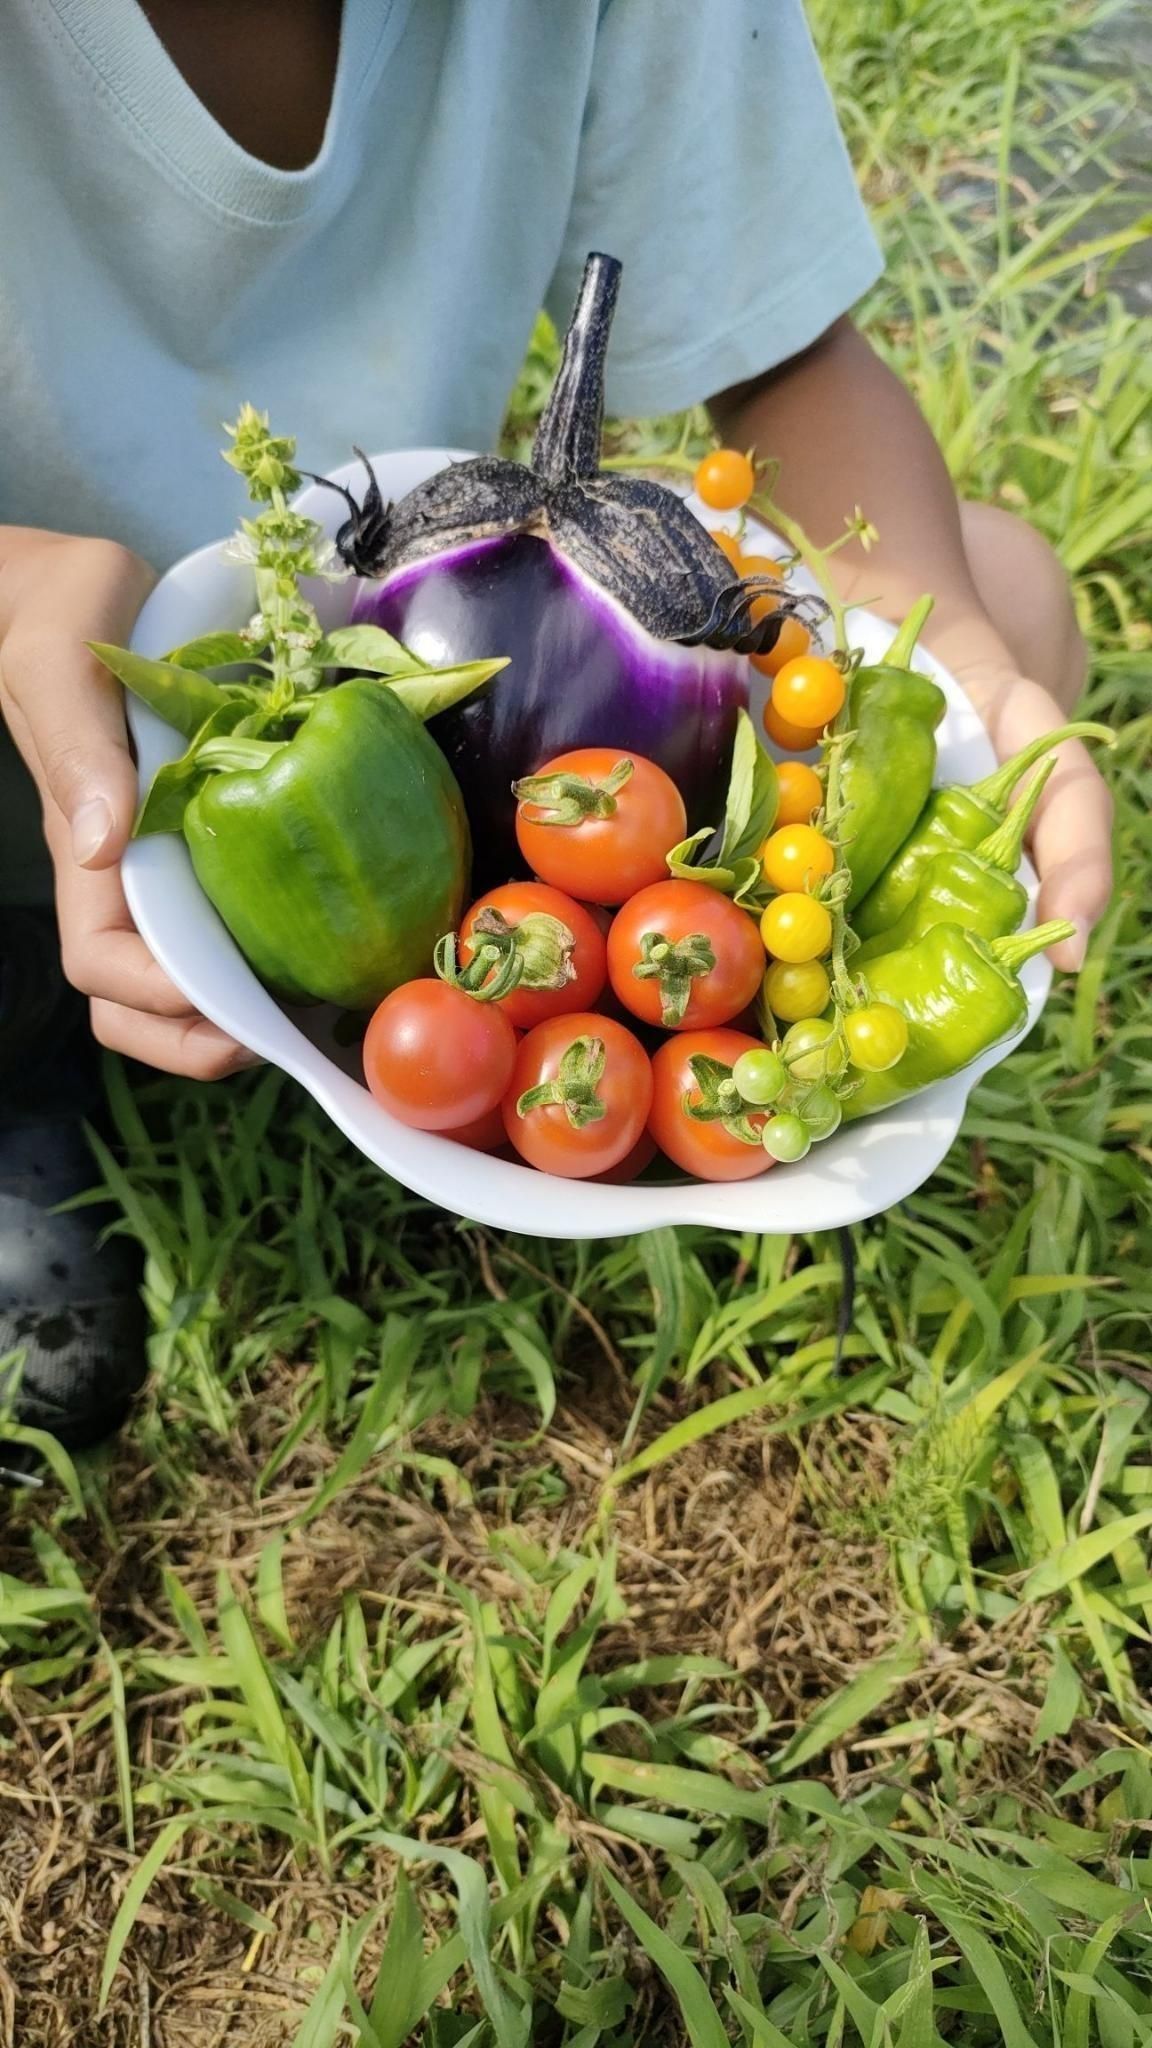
302 448 392 577
632 930 716 1028
471 908 578 993
513 758 634 825
516 1035 607 1129
682 1053 764 1145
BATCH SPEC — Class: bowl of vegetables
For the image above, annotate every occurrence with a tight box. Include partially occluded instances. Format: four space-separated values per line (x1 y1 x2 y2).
113 254 1106 1240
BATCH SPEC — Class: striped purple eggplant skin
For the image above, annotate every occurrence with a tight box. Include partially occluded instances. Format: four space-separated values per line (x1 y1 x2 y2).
326 252 817 885
351 532 749 885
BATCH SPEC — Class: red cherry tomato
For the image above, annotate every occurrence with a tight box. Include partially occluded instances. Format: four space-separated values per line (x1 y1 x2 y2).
503 1013 652 1179
607 880 765 1032
591 1130 659 1184
459 881 607 1029
648 1030 774 1182
515 749 686 906
443 1104 510 1153
364 982 517 1131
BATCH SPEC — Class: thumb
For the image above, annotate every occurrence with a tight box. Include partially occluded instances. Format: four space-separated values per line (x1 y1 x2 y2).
0 540 154 869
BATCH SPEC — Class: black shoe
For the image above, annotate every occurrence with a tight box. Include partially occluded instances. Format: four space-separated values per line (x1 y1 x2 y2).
0 909 148 1451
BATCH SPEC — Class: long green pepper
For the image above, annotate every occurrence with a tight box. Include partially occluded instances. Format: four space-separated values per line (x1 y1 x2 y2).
840 599 947 907
843 918 1074 1119
853 719 1113 938
854 754 1053 962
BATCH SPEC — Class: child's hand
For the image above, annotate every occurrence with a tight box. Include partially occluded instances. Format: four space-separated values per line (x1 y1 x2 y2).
0 528 257 1076
945 658 1113 972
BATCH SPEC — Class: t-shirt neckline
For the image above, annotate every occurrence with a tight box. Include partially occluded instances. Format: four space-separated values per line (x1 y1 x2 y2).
44 0 412 225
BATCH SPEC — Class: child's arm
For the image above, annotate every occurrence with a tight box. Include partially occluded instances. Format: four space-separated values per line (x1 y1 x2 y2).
710 318 1112 969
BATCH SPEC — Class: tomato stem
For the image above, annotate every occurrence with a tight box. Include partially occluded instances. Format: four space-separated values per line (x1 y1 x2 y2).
512 759 634 825
517 1035 608 1128
631 928 716 1028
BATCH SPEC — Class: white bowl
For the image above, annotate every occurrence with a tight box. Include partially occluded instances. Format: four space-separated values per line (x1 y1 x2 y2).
122 449 1049 1240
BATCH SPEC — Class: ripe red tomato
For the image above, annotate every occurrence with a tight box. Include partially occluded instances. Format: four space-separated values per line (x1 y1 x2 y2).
459 881 607 1029
515 748 686 906
364 981 517 1131
591 1130 659 1184
443 1104 510 1153
503 1013 652 1179
607 880 765 1031
648 1030 773 1182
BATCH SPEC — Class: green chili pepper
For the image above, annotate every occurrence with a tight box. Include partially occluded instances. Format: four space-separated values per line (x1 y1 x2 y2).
841 599 947 907
853 720 1113 939
854 756 1053 962
842 918 1074 1119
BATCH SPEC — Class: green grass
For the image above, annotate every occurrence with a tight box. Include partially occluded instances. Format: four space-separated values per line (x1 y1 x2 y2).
3 3 1152 2042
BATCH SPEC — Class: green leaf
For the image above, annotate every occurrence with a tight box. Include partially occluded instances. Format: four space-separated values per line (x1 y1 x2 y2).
317 623 430 674
1021 1510 1152 1601
384 657 509 722
586 1751 778 1823
89 641 242 739
99 1821 186 2012
600 1867 731 2048
927 1902 1041 2048
134 698 256 835
163 630 259 671
664 710 776 900
1032 1640 1083 1749
770 1636 921 1774
720 709 780 866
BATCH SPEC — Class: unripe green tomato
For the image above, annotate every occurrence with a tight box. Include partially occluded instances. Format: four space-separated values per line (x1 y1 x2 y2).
782 1016 847 1084
802 1085 843 1140
731 1047 788 1105
762 1112 812 1163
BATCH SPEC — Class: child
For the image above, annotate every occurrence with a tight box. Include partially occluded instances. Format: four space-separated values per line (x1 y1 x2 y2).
0 0 1112 1446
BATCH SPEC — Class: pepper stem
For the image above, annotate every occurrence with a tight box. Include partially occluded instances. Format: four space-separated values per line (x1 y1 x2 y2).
990 920 1076 972
971 722 1115 813
512 758 633 825
883 596 935 672
516 1035 607 1128
977 757 1056 872
631 929 716 1028
532 252 622 485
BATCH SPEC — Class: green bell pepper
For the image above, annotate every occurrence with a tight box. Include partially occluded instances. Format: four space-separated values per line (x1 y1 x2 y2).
843 918 1073 1119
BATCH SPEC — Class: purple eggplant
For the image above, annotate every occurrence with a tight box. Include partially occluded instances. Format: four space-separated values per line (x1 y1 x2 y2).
319 253 815 884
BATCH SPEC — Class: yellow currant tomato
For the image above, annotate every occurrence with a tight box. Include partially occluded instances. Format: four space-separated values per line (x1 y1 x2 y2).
760 893 832 963
771 655 846 730
761 697 823 754
694 448 756 511
738 551 788 623
759 824 835 893
712 528 745 569
844 1003 909 1072
750 615 811 679
774 759 824 827
762 958 831 1023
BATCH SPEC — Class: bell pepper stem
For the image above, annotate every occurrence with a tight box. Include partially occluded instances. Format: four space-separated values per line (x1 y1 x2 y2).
883 595 935 672
990 920 1076 973
971 722 1115 813
977 756 1056 872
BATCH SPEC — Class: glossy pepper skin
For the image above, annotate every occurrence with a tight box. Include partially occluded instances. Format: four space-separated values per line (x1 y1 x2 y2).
854 756 1052 963
853 720 1112 939
185 681 470 1008
841 658 945 907
843 919 1072 1119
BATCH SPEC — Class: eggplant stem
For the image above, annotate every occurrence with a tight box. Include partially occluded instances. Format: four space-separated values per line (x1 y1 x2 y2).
533 252 622 484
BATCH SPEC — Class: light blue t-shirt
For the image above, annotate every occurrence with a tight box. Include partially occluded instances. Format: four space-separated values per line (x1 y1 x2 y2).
0 0 882 573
